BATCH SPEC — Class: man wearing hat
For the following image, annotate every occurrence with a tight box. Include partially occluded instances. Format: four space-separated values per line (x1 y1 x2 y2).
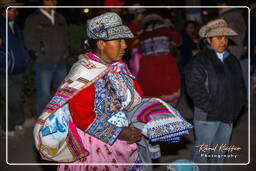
185 19 246 171
0 0 30 136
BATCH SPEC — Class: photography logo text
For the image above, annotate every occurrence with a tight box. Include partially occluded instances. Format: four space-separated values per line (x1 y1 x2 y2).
196 144 241 159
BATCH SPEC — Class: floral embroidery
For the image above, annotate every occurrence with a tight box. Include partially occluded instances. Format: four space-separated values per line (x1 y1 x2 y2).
116 151 123 156
105 166 110 171
96 147 100 155
104 145 112 155
64 165 69 171
112 158 118 168
89 136 92 144
112 158 117 163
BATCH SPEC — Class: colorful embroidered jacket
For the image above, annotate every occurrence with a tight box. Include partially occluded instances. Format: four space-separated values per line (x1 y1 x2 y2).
36 52 142 146
69 79 143 140
70 75 142 145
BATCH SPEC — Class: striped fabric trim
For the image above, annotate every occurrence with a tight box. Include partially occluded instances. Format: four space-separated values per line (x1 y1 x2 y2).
36 119 45 125
136 101 170 123
77 77 91 84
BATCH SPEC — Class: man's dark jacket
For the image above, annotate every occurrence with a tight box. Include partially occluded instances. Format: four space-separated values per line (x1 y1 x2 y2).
24 10 69 64
0 16 30 75
185 46 246 123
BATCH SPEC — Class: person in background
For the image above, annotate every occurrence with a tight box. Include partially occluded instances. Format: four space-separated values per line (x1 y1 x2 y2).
0 0 30 136
251 3 256 103
217 0 247 60
179 20 200 98
217 0 248 106
104 0 124 6
179 20 200 70
24 0 69 116
137 13 182 106
104 0 126 16
185 19 246 171
126 4 146 77
126 4 145 49
163 18 183 58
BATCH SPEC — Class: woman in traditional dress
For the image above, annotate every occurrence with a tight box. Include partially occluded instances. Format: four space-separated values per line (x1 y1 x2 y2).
34 12 144 171
33 12 193 171
137 14 182 106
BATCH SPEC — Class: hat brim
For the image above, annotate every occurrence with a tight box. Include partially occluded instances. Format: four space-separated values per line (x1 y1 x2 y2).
104 25 134 40
199 26 238 38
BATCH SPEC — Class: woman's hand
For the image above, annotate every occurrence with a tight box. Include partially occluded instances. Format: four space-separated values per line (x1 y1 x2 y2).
118 127 142 144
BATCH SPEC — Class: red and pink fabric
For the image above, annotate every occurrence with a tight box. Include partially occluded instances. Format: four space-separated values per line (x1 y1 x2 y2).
104 0 125 6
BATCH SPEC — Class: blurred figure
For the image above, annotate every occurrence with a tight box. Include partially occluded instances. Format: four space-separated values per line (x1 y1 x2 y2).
163 18 183 64
104 0 125 16
137 14 182 106
185 19 246 171
217 0 248 105
104 0 124 6
126 4 146 77
24 0 69 116
179 20 200 97
127 4 145 49
179 20 200 69
217 0 246 59
251 4 256 101
0 0 30 136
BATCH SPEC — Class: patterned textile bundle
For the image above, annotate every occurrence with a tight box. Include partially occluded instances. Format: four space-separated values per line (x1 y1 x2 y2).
127 98 193 143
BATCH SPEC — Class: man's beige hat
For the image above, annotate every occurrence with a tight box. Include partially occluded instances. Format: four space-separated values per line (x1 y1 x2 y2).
199 19 238 38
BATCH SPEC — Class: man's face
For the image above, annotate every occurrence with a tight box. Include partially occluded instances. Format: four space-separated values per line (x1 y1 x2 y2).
43 0 57 6
6 8 18 21
43 0 57 11
207 36 228 53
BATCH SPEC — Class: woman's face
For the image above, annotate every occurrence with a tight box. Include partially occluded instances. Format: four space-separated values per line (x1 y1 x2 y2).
207 36 228 53
186 23 196 35
98 39 127 63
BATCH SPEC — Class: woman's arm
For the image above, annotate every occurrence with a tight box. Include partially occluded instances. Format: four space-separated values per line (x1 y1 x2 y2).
69 84 96 131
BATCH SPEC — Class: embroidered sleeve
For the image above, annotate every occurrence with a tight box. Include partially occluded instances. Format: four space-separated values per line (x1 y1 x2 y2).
69 82 123 145
85 79 124 145
86 118 124 146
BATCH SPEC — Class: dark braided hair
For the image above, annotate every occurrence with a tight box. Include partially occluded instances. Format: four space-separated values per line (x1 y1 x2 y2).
83 38 99 53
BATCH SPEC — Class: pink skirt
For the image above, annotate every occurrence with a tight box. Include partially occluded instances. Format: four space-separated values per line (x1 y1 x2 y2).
57 128 138 171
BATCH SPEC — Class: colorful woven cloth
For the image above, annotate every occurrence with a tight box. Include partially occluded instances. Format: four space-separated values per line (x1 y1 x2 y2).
33 53 112 162
127 98 193 143
107 97 193 162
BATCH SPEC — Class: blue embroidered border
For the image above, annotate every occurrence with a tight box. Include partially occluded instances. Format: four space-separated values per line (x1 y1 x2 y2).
86 78 123 145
